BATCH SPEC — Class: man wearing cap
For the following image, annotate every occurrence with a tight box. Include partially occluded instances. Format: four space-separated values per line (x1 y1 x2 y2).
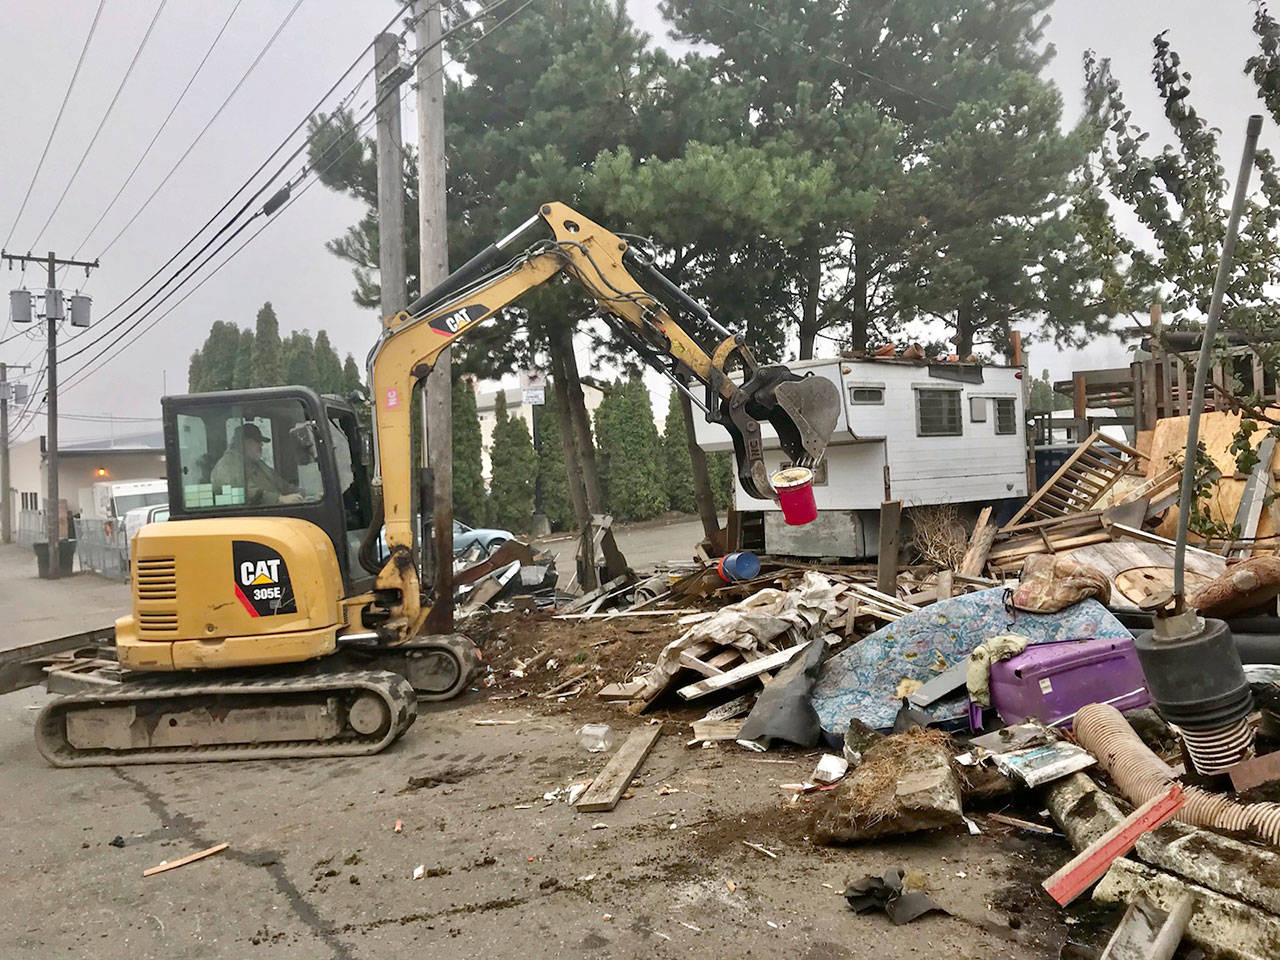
211 423 304 506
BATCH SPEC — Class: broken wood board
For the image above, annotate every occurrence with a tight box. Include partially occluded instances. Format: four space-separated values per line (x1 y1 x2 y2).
696 693 754 723
143 842 229 878
576 724 663 813
958 506 996 577
1063 539 1226 612
1115 567 1214 609
677 641 815 700
1043 784 1185 906
690 719 745 741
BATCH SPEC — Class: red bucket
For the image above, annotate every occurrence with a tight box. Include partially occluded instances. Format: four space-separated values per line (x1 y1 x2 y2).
772 467 817 525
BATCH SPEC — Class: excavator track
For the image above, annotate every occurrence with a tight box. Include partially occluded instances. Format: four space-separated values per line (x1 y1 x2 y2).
339 633 481 701
35 670 416 767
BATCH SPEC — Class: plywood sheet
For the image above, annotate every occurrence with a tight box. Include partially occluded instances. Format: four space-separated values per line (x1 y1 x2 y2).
1145 411 1280 550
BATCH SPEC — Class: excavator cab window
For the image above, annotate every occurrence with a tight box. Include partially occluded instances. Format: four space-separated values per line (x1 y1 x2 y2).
324 403 375 590
172 398 324 508
163 387 371 591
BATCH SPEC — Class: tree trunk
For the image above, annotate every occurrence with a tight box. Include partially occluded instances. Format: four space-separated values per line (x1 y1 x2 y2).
850 248 869 352
678 386 720 540
798 252 822 360
549 321 604 512
956 305 975 357
549 351 591 533
549 350 598 591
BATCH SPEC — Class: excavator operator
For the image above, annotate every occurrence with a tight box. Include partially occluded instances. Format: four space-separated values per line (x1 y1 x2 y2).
212 422 304 506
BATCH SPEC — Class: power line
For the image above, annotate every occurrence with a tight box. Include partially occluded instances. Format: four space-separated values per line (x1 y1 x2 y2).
64 0 416 345
58 0 523 376
66 0 249 267
59 115 378 393
1 0 108 253
92 0 309 261
27 0 172 253
60 2 537 392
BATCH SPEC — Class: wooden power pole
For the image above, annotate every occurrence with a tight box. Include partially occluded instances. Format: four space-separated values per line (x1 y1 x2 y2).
416 0 453 632
374 32 407 316
1 249 98 575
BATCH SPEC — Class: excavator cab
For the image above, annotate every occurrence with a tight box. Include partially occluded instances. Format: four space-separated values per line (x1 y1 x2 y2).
161 386 378 595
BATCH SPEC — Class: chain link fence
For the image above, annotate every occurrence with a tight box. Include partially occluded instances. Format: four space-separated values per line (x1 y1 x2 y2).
75 520 129 581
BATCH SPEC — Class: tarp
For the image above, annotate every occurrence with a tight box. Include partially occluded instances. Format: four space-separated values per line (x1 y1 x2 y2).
810 587 1131 734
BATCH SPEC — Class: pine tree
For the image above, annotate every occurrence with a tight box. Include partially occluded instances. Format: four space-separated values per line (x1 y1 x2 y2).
187 349 205 393
536 383 573 530
342 355 363 396
186 321 242 393
282 331 317 389
708 451 737 512
488 391 536 532
252 302 283 387
452 375 488 525
594 377 666 521
660 390 696 514
232 329 254 389
313 330 344 394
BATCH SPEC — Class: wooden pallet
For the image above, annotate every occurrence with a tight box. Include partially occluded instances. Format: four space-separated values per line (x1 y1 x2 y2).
1004 431 1148 528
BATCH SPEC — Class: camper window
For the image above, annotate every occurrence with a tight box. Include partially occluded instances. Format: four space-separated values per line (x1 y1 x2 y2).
969 396 987 422
916 389 962 437
994 397 1017 435
848 385 884 405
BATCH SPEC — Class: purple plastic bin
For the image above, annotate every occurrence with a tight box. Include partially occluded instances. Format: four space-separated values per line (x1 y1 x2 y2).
988 636 1151 728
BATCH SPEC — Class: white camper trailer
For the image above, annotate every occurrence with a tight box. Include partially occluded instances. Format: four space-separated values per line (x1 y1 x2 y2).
694 356 1029 557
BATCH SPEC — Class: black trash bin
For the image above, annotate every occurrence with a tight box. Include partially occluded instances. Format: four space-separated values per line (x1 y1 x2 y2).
34 540 77 579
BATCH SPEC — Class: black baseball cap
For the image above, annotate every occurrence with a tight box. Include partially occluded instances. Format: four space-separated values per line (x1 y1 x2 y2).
239 423 269 443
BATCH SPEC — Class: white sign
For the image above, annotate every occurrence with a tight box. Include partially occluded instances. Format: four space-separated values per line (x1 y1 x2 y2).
522 387 545 406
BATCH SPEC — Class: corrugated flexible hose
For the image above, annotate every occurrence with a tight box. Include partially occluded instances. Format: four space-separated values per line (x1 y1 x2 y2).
1074 702 1280 846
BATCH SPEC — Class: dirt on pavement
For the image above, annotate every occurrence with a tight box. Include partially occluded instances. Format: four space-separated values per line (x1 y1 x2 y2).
0 546 1128 960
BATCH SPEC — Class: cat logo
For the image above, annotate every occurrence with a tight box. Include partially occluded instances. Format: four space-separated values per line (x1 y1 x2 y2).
427 303 487 337
231 541 297 617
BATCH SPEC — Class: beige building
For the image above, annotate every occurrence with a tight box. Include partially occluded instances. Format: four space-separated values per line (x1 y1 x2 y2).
8 429 167 541
475 381 605 479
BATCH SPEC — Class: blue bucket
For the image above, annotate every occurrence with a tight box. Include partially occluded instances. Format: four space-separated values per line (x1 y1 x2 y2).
717 551 761 582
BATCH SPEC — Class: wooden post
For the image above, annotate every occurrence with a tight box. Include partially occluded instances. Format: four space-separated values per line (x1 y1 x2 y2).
415 1 453 632
876 500 902 597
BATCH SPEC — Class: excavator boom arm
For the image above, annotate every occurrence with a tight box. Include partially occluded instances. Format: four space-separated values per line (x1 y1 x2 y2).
366 202 840 630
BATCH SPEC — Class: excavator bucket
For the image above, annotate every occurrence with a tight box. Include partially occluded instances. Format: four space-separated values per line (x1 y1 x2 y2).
770 376 843 466
726 365 843 500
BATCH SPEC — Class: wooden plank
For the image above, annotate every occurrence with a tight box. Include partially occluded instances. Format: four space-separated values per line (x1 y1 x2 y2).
690 719 745 741
958 506 996 577
1229 434 1276 559
876 500 902 597
576 724 663 813
679 650 725 678
1042 785 1185 906
677 643 812 700
143 842 230 878
935 569 954 601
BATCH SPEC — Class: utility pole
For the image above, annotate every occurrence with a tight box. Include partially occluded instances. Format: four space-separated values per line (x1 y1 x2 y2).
415 0 453 632
374 31 408 316
2 249 98 577
0 362 31 544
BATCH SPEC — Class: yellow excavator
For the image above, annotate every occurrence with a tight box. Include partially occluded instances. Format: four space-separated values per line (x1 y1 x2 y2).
34 202 841 765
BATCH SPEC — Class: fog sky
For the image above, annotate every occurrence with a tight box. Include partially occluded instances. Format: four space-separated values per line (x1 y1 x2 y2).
0 0 1264 442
